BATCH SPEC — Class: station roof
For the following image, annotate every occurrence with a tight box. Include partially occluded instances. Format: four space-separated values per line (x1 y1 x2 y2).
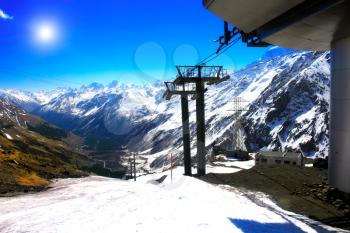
257 151 301 158
204 0 350 51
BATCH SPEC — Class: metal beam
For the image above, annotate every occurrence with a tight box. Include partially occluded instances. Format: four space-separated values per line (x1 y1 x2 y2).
196 69 206 176
174 77 227 84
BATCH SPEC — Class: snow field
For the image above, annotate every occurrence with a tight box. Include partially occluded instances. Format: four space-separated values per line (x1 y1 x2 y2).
0 166 345 233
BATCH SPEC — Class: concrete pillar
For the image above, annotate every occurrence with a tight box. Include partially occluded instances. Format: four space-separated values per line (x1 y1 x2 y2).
196 73 206 176
330 36 350 193
181 94 192 176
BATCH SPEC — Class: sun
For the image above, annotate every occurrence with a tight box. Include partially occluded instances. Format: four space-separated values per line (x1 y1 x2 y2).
38 24 55 41
35 22 58 44
29 19 62 51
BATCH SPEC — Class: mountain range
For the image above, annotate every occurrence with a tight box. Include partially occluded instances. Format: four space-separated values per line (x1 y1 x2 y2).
0 48 330 170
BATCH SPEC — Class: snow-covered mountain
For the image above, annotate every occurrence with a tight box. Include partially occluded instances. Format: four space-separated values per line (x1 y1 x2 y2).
241 51 330 157
0 48 330 161
0 87 71 112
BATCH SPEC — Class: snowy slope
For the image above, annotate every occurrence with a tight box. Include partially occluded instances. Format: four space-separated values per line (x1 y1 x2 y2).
0 172 345 233
242 52 330 157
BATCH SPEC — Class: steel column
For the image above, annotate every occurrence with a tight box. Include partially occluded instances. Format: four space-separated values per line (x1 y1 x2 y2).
196 67 206 176
181 94 192 176
329 36 350 193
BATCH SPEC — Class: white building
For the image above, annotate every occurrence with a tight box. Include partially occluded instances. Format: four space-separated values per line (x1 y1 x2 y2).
255 151 304 167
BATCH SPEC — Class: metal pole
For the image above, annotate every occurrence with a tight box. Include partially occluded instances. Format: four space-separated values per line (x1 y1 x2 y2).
129 156 132 179
170 153 173 183
181 94 192 176
196 66 206 176
133 153 136 181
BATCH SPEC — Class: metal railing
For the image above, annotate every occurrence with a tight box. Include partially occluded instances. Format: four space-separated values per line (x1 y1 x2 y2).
165 81 196 92
176 65 229 79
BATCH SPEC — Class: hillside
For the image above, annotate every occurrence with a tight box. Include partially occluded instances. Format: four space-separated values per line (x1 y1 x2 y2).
0 98 92 194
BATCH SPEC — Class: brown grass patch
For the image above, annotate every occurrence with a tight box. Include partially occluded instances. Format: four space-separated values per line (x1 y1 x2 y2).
16 172 50 187
0 151 40 166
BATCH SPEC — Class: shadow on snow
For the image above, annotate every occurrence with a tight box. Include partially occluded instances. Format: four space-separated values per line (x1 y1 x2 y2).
228 218 307 233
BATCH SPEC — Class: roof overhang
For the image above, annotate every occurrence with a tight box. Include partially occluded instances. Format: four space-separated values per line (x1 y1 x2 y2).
204 0 350 51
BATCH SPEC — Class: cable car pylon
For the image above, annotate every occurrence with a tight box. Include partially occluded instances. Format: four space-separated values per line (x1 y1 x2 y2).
164 65 230 176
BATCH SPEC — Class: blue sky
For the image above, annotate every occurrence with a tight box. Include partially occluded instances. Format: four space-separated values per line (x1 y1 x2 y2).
0 0 270 91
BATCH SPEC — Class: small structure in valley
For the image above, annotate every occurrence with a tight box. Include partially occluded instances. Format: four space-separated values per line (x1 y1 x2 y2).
212 145 250 161
255 151 304 167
